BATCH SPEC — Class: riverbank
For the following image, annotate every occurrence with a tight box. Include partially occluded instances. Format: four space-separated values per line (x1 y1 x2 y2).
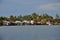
0 24 60 27
0 13 60 26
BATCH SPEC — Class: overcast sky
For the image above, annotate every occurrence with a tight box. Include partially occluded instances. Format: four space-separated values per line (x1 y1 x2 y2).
0 0 60 17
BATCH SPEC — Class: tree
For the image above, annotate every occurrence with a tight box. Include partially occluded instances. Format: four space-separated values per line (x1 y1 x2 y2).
9 15 16 22
54 14 60 23
17 15 23 21
0 20 3 26
55 14 60 19
0 16 8 21
31 13 38 21
22 15 32 21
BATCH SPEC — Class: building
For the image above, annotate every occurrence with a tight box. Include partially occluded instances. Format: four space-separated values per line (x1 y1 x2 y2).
15 21 23 25
23 20 30 25
3 21 10 26
46 21 52 25
30 20 34 25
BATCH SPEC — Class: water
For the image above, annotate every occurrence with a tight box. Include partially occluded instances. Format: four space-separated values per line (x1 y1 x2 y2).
0 25 60 40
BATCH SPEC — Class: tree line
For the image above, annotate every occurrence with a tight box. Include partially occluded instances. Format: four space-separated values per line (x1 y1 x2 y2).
0 13 60 25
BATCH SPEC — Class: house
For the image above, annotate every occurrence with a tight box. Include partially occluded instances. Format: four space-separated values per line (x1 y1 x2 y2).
15 21 21 23
36 21 41 25
15 21 23 25
23 20 31 25
30 20 34 25
3 21 10 26
46 21 52 25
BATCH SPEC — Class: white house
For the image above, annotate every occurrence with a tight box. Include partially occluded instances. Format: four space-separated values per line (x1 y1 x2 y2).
46 21 52 25
3 21 10 25
15 21 23 24
30 20 34 24
23 20 31 25
15 21 22 23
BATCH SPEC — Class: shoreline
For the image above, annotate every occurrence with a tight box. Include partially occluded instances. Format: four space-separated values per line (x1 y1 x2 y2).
0 24 60 26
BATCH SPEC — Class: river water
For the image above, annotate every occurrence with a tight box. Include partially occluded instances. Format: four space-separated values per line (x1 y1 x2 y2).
0 25 60 40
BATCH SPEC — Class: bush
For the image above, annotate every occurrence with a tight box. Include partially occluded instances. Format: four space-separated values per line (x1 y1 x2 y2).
0 20 3 26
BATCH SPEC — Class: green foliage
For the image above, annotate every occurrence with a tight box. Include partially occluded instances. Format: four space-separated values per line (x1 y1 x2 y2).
23 15 32 21
17 15 23 21
0 20 3 26
9 15 16 21
0 13 60 25
55 14 60 19
31 13 38 20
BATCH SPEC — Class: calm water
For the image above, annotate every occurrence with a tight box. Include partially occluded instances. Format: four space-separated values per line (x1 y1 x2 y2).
0 25 60 40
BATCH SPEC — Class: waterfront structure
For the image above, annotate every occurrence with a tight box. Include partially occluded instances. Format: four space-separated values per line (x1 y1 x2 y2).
3 21 10 26
15 21 22 25
23 20 31 25
30 20 34 25
46 21 52 25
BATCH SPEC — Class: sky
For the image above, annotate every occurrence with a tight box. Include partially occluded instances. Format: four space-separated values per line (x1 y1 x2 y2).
0 0 60 17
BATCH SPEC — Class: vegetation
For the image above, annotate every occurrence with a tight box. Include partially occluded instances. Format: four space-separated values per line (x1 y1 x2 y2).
0 20 3 26
0 13 60 25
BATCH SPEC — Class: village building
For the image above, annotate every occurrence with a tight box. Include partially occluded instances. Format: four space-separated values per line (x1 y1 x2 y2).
3 21 10 26
30 20 34 25
23 20 30 25
46 21 52 25
36 21 41 25
15 21 23 25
